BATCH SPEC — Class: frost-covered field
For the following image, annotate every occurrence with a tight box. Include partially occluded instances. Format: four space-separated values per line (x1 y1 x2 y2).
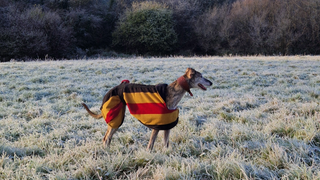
1 56 320 179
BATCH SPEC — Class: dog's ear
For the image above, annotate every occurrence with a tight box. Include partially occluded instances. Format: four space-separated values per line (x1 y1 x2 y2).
185 68 195 79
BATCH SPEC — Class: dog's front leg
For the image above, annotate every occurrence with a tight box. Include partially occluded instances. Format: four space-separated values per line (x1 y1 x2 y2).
164 130 170 148
103 125 118 147
147 129 159 151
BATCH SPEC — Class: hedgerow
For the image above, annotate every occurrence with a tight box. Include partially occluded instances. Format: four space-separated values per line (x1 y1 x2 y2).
1 0 320 61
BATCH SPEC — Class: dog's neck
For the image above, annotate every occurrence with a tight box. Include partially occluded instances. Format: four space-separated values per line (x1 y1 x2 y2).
166 76 191 110
177 76 193 97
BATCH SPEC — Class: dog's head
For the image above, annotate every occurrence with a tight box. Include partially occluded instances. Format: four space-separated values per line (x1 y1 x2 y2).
177 68 212 96
184 68 212 90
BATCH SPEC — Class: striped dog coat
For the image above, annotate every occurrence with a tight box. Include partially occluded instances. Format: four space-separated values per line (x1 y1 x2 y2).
100 83 179 130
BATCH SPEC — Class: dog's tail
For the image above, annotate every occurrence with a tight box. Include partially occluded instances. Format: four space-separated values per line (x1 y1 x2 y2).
81 103 103 119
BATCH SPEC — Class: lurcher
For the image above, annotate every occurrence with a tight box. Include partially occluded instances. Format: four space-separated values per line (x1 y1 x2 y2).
82 68 212 150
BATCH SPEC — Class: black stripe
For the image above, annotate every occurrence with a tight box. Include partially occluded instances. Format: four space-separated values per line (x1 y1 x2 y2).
155 84 168 103
144 118 179 130
100 83 127 110
101 83 168 109
123 84 158 93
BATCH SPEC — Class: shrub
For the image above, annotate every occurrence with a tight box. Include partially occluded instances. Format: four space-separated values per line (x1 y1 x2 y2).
0 5 49 60
112 1 177 55
2 0 320 59
273 0 320 55
194 6 229 55
222 0 277 55
65 0 116 50
159 0 202 54
0 4 73 60
195 0 320 55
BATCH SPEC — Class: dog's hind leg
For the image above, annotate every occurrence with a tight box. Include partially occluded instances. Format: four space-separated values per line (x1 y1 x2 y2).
103 125 118 147
163 130 170 148
147 129 159 151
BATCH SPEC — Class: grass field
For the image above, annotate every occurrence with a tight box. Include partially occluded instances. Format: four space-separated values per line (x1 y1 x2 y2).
1 56 320 179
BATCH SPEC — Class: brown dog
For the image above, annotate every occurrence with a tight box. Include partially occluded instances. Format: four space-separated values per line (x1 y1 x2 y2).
82 68 212 150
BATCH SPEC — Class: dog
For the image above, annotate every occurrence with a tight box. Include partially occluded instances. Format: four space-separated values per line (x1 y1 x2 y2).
82 68 212 150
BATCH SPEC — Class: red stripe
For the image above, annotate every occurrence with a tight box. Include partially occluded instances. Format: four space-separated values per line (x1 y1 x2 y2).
127 103 176 114
105 102 124 123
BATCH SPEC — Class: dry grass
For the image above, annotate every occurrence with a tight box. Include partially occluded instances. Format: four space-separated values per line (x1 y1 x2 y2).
1 56 320 179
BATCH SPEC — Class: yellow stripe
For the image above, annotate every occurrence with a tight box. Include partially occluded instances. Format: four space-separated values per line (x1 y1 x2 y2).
123 92 165 104
131 109 179 125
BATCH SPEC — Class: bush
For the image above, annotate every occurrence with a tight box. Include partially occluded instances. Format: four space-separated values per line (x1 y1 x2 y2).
2 0 320 60
221 0 276 55
194 6 229 55
112 1 177 55
65 0 116 50
0 0 116 61
0 4 73 60
195 0 320 55
160 0 238 55
163 0 201 54
273 0 320 55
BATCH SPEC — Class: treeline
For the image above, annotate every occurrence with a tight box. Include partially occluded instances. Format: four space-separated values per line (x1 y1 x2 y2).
1 0 320 61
